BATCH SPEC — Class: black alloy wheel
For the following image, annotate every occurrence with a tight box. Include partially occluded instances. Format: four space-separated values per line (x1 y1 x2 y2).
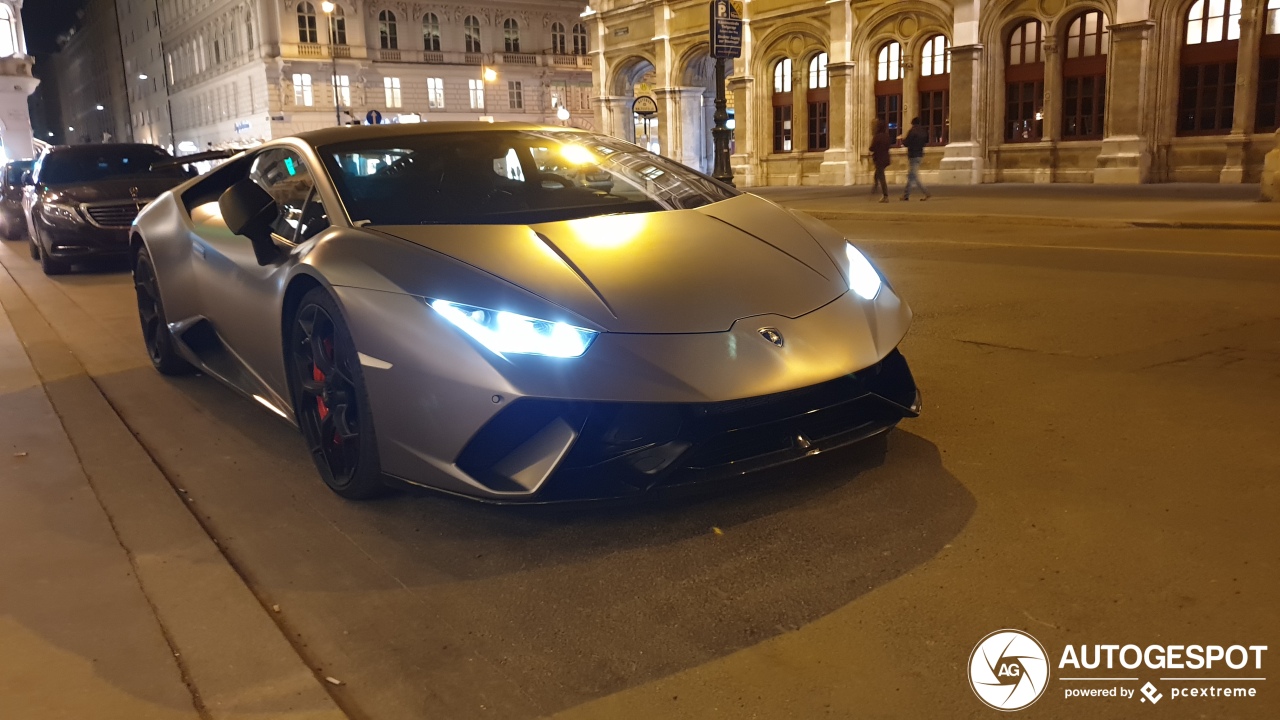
289 287 384 499
133 247 193 375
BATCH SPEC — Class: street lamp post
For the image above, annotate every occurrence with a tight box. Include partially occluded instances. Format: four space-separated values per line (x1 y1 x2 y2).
481 66 497 116
322 2 341 126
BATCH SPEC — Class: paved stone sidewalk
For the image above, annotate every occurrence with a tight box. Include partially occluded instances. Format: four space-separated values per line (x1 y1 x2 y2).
750 183 1280 230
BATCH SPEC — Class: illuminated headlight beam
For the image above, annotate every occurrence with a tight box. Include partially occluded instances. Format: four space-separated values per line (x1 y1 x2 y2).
845 243 883 300
429 300 598 358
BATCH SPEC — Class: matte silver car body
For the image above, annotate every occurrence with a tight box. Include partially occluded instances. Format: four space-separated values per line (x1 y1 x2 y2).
133 123 916 501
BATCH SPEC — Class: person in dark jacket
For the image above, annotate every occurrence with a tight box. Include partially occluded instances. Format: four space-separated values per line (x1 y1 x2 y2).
869 120 892 203
902 117 931 201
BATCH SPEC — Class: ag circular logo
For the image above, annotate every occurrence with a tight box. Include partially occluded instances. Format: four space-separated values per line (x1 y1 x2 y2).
969 629 1050 711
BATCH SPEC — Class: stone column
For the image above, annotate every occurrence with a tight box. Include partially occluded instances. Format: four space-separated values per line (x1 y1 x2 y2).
1095 20 1155 183
902 59 919 137
659 87 708 170
940 43 984 184
1261 129 1280 200
594 95 633 142
1222 3 1264 183
1042 34 1062 165
820 61 856 185
728 75 755 186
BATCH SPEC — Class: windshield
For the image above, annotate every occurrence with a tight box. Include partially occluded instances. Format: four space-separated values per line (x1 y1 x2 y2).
320 130 738 225
37 146 183 185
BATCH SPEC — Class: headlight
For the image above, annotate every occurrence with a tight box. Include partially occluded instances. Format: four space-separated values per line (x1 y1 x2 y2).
429 300 598 358
40 202 85 228
845 243 882 300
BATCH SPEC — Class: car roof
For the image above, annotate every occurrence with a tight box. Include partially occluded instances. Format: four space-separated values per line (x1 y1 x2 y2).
292 121 586 147
44 143 170 156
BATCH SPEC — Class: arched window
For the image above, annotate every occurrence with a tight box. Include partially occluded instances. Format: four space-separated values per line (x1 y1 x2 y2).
1005 20 1045 142
1179 0 1241 134
876 41 903 143
1062 10 1109 139
772 58 793 152
0 5 16 57
379 10 398 50
328 6 346 45
464 15 481 53
503 18 520 53
807 52 829 150
572 23 588 55
1257 0 1280 131
297 2 318 44
551 22 566 54
919 35 950 145
423 13 440 52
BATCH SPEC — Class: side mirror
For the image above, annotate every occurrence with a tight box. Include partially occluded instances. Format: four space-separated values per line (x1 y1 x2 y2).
20 170 32 186
218 178 280 265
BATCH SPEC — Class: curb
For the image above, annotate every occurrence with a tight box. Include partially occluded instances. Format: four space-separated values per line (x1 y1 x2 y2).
0 243 349 720
799 210 1280 232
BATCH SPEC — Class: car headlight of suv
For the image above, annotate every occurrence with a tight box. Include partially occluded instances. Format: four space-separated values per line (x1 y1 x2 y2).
429 299 598 358
39 202 85 228
845 243 883 300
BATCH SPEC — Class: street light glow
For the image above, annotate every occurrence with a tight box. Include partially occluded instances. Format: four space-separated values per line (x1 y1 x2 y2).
139 73 148 80
556 106 570 122
483 67 498 82
321 1 334 12
96 104 104 110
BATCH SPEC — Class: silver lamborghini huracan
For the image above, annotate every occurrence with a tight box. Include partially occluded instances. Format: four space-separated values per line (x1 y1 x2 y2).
131 123 920 501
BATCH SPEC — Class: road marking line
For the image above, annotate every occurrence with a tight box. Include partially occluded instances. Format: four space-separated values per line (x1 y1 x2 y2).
859 238 1280 260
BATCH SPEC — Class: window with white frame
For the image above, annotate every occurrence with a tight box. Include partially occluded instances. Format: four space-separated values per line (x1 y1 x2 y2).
551 22 566 55
423 13 440 51
292 73 313 106
297 2 318 44
379 10 398 50
464 15 481 53
384 76 401 107
572 23 588 55
427 77 445 109
469 78 484 109
508 81 523 110
503 18 520 53
333 74 350 106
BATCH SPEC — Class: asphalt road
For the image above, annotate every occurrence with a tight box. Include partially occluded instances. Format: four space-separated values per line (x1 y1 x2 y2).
1 216 1277 720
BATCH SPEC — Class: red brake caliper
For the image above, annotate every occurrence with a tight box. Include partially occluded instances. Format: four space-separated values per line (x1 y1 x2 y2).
313 364 329 420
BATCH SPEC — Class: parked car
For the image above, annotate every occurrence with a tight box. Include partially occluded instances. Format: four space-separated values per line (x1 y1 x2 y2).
0 159 33 239
23 144 192 274
131 123 920 502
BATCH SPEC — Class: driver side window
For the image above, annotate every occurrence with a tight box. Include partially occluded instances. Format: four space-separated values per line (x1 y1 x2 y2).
249 149 326 243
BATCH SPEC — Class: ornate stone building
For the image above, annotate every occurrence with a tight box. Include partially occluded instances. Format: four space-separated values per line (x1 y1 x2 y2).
144 0 593 150
0 0 38 160
587 0 1280 185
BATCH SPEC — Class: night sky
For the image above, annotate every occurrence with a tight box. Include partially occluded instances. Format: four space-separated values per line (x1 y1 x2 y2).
23 0 87 57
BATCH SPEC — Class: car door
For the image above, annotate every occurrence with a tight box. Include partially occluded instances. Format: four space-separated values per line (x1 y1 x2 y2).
190 147 330 403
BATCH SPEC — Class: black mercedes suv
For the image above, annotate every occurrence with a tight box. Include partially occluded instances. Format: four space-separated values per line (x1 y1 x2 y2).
23 144 193 275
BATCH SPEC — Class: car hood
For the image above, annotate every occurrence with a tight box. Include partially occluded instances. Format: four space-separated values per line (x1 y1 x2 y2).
371 193 850 334
43 176 187 203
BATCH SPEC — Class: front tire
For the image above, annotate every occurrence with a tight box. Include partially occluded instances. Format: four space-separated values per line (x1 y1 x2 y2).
289 287 384 499
134 246 194 375
39 247 68 275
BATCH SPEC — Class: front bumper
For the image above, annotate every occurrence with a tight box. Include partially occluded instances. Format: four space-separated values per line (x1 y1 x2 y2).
35 218 131 259
395 348 919 502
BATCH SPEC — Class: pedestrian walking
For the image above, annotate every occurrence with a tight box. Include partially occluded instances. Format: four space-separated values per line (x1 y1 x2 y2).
902 117 931 201
870 120 892 203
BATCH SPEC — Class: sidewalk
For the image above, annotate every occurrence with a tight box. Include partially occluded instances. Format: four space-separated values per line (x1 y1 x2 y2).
0 242 347 720
750 182 1280 230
